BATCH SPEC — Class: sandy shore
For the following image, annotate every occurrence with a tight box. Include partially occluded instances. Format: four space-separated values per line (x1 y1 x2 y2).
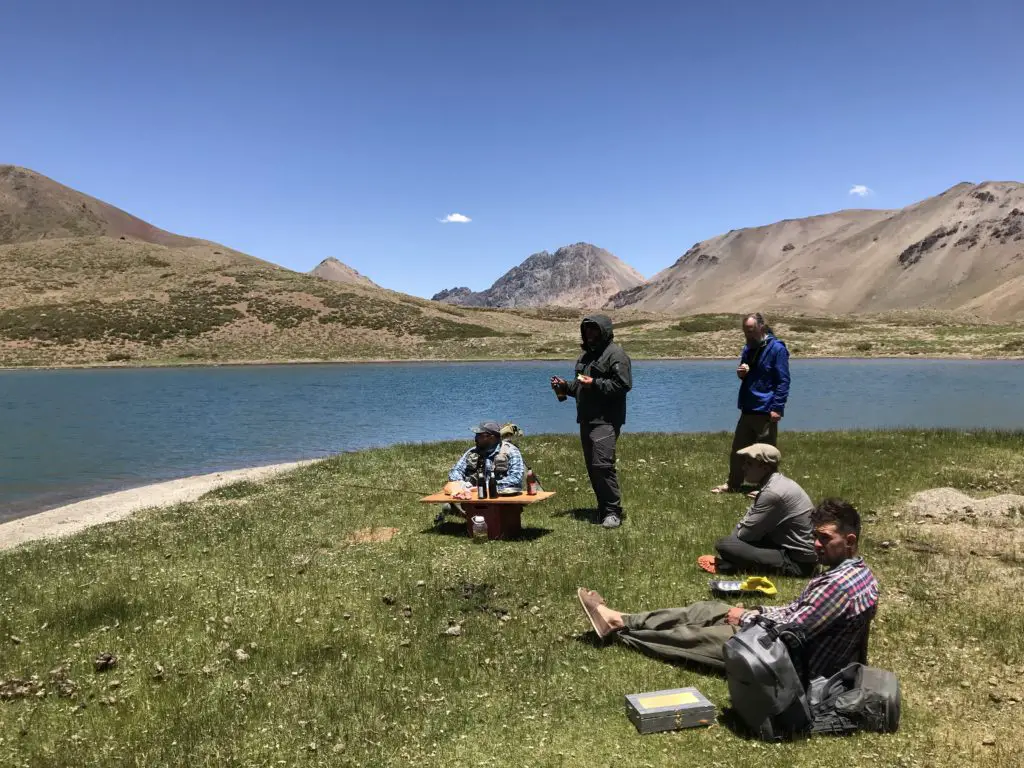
0 460 317 551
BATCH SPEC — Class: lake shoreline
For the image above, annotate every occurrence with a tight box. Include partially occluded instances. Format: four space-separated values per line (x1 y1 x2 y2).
5 360 1023 531
0 460 316 550
3 352 1022 372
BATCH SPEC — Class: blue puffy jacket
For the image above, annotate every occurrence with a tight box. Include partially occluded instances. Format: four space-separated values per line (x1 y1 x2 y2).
737 335 790 415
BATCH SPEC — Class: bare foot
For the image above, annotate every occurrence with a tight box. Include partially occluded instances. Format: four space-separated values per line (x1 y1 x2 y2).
710 483 732 494
595 604 625 631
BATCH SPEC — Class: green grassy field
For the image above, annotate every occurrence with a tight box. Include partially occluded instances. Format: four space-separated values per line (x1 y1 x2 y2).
2 431 1023 767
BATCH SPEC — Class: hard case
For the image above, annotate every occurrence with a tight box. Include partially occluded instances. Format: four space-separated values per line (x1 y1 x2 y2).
624 687 717 734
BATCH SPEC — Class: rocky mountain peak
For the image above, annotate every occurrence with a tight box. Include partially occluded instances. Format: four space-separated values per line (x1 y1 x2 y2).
432 242 644 309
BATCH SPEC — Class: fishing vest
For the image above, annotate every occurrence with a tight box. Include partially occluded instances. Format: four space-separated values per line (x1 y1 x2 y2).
464 441 514 478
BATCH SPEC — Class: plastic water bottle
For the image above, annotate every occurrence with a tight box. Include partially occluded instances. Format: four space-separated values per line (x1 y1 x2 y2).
471 515 488 543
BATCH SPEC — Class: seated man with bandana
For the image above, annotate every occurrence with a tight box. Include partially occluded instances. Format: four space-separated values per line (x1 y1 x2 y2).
438 421 526 521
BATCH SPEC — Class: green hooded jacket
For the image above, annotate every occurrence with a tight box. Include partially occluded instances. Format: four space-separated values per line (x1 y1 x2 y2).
565 314 633 426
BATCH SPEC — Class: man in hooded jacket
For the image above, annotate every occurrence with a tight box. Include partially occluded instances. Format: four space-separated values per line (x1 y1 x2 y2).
550 315 633 528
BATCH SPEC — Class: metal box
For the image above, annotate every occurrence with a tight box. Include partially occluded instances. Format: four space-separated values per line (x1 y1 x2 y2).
624 687 717 734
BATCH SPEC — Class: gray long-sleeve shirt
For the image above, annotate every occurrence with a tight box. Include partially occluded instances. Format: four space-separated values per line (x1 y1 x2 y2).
735 472 816 562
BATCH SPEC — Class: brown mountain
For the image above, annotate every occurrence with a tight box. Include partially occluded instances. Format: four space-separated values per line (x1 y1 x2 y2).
0 165 197 247
433 242 644 309
608 181 1024 319
310 257 378 288
0 166 562 366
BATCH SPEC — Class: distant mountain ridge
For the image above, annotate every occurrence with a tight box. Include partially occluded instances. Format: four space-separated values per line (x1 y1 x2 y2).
432 242 644 309
0 165 546 367
606 181 1024 319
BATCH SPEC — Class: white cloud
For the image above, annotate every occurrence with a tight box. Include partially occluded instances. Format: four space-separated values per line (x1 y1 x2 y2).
848 185 873 198
438 213 472 223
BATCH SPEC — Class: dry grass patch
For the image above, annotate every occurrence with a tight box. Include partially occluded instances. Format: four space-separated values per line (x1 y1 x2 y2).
347 526 400 544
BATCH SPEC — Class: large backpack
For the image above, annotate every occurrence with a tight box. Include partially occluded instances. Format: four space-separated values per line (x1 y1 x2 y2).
807 663 901 735
722 615 811 741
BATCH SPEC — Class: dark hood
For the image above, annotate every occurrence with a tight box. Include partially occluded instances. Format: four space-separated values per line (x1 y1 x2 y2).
580 314 614 350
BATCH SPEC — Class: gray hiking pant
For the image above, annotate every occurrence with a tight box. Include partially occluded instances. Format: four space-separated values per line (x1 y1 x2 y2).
580 424 622 517
619 601 737 671
727 412 778 490
715 534 818 577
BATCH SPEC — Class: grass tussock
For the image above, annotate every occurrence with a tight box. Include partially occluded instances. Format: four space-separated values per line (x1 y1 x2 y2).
671 314 739 334
2 430 1023 766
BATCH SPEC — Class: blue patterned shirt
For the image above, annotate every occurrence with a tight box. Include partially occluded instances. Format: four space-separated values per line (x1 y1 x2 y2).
448 442 525 491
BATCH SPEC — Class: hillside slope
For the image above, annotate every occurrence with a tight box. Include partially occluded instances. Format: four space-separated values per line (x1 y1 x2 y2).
0 165 197 247
609 182 1024 319
0 168 570 366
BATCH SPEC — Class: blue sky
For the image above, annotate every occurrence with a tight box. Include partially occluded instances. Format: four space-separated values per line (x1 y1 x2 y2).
2 1 1023 297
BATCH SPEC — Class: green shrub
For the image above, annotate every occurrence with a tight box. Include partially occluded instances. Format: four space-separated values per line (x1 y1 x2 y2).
317 292 503 339
0 293 244 345
200 480 263 501
246 297 316 329
778 316 853 331
672 314 737 333
611 319 651 329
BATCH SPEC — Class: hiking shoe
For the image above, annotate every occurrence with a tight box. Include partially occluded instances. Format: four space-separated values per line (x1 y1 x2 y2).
601 513 622 529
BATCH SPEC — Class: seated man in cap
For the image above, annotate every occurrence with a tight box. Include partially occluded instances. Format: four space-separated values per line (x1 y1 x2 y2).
439 421 526 520
698 443 817 577
576 498 878 681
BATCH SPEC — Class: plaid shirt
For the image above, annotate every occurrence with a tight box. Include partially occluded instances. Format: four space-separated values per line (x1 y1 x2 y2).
752 556 878 679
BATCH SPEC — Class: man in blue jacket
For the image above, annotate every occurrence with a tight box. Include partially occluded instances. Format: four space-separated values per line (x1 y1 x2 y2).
711 313 790 494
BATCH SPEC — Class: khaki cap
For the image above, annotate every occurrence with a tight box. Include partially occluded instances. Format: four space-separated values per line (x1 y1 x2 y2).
736 443 781 465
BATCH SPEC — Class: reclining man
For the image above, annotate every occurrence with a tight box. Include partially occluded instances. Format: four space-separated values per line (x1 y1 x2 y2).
698 443 817 577
577 498 878 680
439 421 525 520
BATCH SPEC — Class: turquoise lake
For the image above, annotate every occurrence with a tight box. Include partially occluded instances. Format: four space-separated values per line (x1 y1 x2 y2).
2 359 1023 520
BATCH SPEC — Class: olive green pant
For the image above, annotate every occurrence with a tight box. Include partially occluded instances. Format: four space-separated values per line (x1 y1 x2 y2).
727 412 778 490
619 601 737 671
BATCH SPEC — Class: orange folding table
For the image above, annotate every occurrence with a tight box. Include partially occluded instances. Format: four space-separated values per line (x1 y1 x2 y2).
419 489 556 540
